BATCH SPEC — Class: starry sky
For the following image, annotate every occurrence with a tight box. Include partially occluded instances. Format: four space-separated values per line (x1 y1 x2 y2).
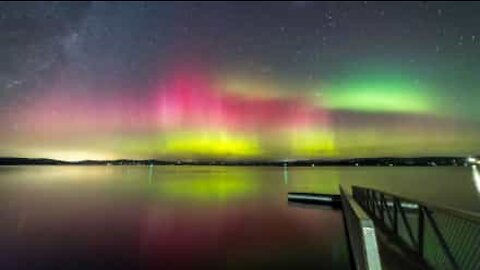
1 1 480 161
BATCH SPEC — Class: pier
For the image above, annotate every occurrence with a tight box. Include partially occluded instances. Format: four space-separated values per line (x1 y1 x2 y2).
288 186 480 269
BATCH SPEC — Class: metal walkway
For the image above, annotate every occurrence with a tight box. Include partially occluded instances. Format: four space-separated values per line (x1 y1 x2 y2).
352 186 480 270
288 186 480 270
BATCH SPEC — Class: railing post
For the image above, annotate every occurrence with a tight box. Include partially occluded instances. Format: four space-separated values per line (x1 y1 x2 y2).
365 189 370 210
393 198 398 234
379 193 385 222
371 190 376 217
366 189 370 211
418 206 424 257
369 190 374 213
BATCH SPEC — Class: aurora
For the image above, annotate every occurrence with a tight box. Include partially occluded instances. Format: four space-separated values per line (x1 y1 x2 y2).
321 72 434 114
1 2 480 160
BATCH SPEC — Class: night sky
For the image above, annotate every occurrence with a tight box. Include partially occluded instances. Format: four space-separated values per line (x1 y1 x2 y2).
1 1 480 160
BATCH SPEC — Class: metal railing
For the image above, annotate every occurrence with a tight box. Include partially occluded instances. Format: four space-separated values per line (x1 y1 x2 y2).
352 186 480 270
341 186 382 270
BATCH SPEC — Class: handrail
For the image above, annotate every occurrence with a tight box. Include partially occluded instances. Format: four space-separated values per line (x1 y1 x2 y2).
354 187 480 224
340 186 382 270
352 186 480 270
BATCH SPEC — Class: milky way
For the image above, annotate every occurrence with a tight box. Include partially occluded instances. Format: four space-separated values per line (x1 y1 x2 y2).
1 2 480 160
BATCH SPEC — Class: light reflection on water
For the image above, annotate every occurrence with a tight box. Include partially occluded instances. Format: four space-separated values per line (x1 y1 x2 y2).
472 166 480 197
0 165 478 269
0 166 348 269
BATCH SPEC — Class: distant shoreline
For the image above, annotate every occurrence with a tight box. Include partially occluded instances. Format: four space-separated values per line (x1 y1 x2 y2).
0 157 476 167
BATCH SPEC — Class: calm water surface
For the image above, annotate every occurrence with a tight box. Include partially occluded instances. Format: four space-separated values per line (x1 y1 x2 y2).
0 166 478 269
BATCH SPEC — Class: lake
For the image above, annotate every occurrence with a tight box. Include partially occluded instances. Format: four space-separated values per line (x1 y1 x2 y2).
0 166 478 269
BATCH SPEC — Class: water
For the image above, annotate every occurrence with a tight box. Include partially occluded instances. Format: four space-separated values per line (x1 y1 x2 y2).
338 166 480 212
0 166 478 269
0 166 349 269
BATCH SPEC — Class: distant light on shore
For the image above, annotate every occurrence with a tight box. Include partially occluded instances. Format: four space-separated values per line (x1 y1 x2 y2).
467 156 479 165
